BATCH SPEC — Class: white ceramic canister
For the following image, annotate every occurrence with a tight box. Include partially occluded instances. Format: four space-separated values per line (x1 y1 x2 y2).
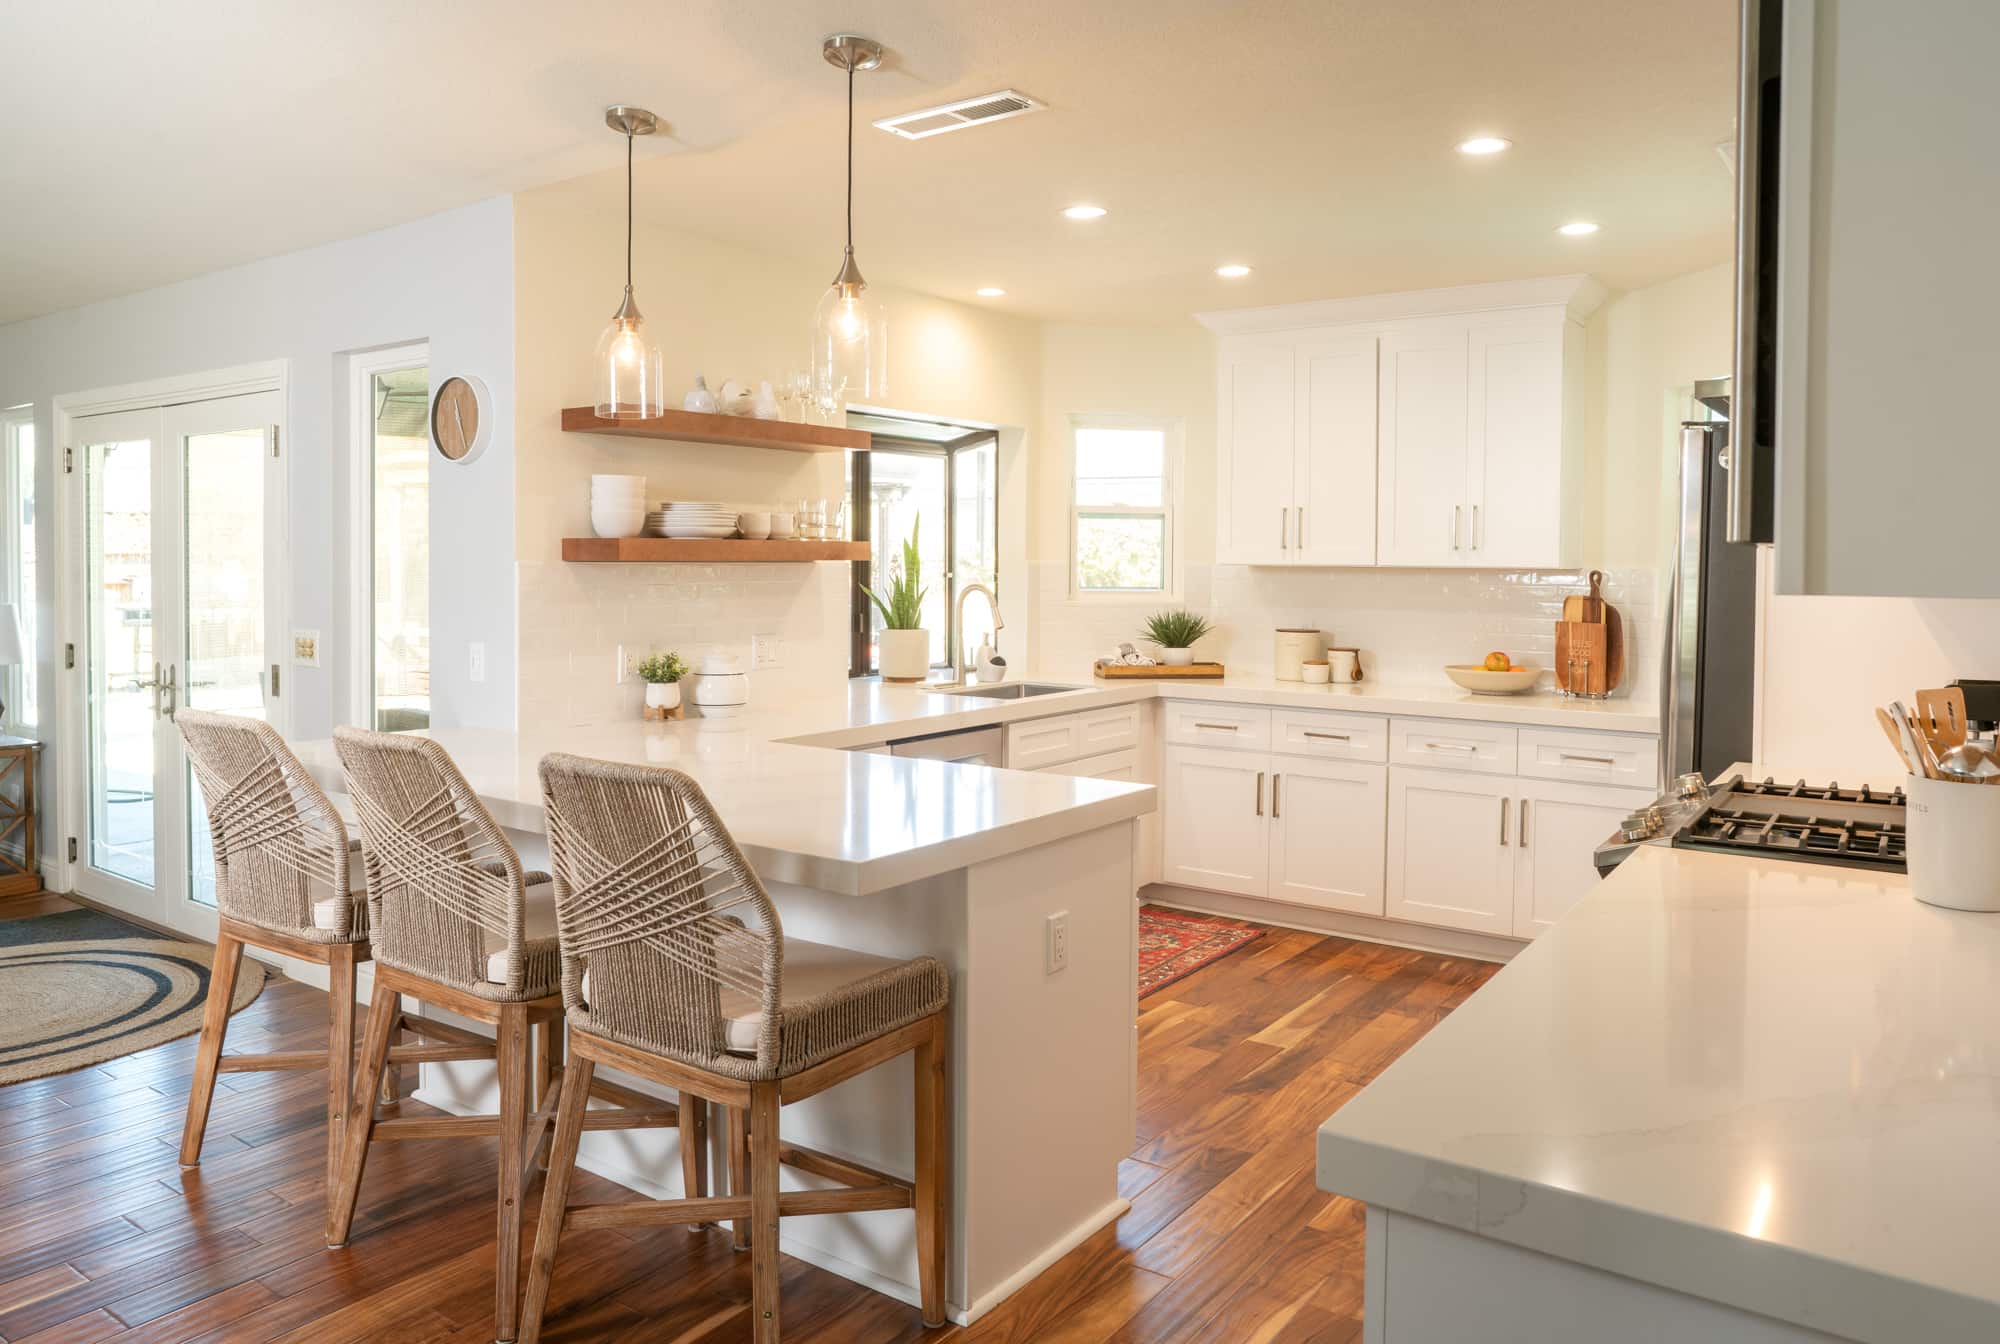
1329 647 1363 683
1301 660 1331 685
1273 628 1326 681
1905 772 2000 912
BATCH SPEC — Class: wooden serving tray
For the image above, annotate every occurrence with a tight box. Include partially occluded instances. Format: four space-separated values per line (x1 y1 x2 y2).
1094 661 1226 679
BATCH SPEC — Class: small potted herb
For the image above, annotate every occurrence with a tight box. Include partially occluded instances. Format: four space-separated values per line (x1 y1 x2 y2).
1141 609 1214 666
637 651 689 715
862 517 931 682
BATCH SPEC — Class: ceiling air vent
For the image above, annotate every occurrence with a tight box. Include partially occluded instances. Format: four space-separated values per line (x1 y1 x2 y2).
874 90 1045 140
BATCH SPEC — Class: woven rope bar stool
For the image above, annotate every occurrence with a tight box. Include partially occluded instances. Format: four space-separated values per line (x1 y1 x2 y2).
326 728 679 1344
172 710 481 1200
519 754 951 1344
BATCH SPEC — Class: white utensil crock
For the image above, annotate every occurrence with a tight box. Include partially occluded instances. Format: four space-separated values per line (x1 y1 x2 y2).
1905 773 2000 911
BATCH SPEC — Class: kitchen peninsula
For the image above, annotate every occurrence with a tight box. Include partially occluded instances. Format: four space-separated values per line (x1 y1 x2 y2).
293 682 1155 1326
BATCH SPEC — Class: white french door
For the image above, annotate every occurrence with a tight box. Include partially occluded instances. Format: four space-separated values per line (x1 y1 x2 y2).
68 389 284 937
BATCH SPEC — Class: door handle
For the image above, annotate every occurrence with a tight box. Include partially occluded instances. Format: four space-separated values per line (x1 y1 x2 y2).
1272 774 1281 819
1519 797 1530 847
161 664 178 718
1279 507 1289 551
1297 506 1306 550
1471 504 1481 550
1499 795 1510 846
1255 771 1265 817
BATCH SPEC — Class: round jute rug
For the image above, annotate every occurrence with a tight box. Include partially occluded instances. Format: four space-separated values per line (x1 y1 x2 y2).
0 935 267 1084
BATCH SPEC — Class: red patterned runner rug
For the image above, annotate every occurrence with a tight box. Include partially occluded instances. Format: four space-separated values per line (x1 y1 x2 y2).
1137 904 1267 998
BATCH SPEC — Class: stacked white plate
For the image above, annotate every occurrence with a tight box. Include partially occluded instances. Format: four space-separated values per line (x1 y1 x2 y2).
591 475 648 539
647 501 739 539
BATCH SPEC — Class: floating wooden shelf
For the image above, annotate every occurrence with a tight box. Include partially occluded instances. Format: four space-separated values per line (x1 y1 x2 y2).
560 406 869 453
562 537 871 563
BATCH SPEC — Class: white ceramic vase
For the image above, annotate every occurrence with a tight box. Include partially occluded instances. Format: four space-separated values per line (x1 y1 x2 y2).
879 629 932 682
1161 647 1195 666
644 682 681 711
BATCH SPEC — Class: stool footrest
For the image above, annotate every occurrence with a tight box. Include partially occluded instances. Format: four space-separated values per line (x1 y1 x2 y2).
564 1184 911 1232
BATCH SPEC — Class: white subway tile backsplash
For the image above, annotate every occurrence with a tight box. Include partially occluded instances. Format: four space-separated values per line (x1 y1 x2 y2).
1033 562 1663 704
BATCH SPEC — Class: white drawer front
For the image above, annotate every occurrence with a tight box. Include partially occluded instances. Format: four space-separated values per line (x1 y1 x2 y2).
1005 715 1083 770
1388 717 1519 775
1272 707 1389 763
1043 747 1141 781
1517 728 1660 789
1162 701 1273 752
1076 703 1142 755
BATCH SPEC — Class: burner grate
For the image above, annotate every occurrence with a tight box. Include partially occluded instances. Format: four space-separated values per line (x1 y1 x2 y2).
1668 777 1908 872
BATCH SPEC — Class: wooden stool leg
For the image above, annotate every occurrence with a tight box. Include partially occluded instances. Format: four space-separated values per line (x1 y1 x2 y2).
728 1105 751 1251
518 1055 595 1344
376 990 402 1106
914 1014 949 1328
495 1003 530 1344
531 1016 563 1172
680 1092 709 1225
326 977 398 1248
749 1081 782 1344
179 931 243 1167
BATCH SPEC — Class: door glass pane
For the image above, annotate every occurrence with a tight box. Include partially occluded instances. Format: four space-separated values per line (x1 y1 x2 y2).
85 440 155 887
865 450 948 668
14 420 35 729
184 425 269 906
951 438 998 656
372 368 430 730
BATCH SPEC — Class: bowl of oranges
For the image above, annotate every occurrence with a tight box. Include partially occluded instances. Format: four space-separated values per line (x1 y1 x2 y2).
1444 652 1541 695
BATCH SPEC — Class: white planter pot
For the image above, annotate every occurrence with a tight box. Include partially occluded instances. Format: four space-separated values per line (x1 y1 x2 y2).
1161 647 1195 666
644 682 682 711
879 628 932 682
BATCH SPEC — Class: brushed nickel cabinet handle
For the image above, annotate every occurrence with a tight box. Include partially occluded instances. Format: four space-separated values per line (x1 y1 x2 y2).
1425 741 1477 753
1472 504 1481 550
1272 774 1282 819
1298 506 1306 549
1255 771 1265 817
1193 721 1239 732
1499 796 1510 846
1302 730 1351 742
1280 506 1289 550
1560 752 1618 766
1519 797 1530 847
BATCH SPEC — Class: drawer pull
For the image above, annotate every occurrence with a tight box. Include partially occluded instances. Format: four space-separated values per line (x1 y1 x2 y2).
1194 721 1240 732
1424 741 1478 753
1255 771 1265 817
1302 730 1351 742
1559 753 1618 766
1499 795 1510 846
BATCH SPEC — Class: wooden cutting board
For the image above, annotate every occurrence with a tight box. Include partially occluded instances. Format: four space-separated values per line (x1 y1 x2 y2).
1094 661 1226 679
1556 621 1609 696
1562 569 1608 624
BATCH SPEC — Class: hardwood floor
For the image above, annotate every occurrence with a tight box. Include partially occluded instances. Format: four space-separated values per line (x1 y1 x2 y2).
0 892 1497 1342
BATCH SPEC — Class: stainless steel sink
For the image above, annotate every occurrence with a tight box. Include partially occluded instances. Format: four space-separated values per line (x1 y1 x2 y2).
940 681 1084 700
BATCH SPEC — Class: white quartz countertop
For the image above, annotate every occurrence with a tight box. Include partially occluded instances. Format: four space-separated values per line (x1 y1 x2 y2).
1098 671 1659 734
1315 834 2000 1342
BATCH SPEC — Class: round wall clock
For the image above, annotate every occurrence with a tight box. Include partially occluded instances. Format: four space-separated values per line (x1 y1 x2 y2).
430 374 492 464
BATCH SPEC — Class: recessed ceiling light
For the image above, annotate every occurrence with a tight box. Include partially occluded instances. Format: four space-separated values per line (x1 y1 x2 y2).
1215 264 1252 278
976 287 1006 297
1061 204 1107 220
1557 220 1600 236
1457 136 1513 156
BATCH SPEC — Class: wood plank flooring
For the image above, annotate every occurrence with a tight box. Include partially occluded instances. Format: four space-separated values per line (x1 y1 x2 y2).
0 892 1497 1342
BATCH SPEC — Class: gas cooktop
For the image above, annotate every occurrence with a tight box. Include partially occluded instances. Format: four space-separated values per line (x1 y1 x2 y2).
1594 774 1908 876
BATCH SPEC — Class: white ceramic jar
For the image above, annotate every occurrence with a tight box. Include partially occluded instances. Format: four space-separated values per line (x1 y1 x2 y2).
878 629 932 682
1274 628 1326 681
691 653 750 718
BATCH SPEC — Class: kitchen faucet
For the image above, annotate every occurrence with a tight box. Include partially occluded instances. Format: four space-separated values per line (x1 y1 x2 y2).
956 583 1004 682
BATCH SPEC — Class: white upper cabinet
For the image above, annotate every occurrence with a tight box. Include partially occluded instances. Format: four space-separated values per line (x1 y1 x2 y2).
1376 324 1470 566
1200 276 1601 570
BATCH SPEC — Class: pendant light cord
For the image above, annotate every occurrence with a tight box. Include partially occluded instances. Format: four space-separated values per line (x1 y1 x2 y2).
845 61 855 252
625 129 635 291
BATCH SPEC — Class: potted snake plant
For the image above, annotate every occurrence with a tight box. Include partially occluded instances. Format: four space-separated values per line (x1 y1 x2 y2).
863 518 932 682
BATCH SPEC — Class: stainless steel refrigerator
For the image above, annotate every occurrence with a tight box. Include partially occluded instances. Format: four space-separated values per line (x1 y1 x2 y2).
1663 378 1759 784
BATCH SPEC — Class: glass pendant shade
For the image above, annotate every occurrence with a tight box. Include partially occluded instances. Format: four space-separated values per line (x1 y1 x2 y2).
594 287 664 419
811 252 885 411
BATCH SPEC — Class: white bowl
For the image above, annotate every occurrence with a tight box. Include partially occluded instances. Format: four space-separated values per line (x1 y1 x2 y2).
1444 664 1541 695
591 487 648 503
591 508 645 539
737 511 771 540
591 474 646 490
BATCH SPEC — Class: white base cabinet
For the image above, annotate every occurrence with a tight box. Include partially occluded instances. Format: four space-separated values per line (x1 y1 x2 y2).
1162 744 1271 898
1271 756 1389 916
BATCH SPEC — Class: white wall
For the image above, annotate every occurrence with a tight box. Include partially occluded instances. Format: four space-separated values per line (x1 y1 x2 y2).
509 183 1041 723
0 197 518 743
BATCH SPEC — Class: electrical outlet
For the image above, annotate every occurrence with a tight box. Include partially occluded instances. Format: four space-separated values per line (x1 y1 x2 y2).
469 641 486 683
752 633 783 670
292 630 322 668
1045 910 1070 975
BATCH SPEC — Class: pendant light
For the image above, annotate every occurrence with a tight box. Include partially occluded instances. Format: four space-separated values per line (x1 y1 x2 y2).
594 104 665 420
812 34 886 412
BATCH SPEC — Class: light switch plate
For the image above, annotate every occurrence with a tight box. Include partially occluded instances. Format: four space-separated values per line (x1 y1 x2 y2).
752 633 783 670
469 641 487 683
292 630 322 667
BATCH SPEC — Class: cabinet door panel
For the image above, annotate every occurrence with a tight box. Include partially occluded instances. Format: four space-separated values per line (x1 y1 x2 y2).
1467 321 1566 567
1293 336 1379 566
1376 326 1469 567
1511 779 1653 939
1216 346 1296 565
1385 766 1514 935
1161 745 1270 897
1270 758 1387 916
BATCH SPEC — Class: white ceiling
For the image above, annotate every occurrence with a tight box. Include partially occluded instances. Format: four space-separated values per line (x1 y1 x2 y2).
1 0 1737 326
